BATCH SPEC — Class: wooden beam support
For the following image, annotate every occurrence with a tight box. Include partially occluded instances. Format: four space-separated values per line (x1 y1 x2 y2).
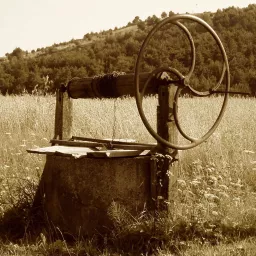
155 84 179 211
53 84 73 141
67 72 170 99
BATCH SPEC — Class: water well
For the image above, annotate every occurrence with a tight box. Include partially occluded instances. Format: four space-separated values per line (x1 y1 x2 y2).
28 14 230 236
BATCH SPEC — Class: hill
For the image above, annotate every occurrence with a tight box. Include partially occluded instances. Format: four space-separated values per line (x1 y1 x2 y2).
0 6 256 95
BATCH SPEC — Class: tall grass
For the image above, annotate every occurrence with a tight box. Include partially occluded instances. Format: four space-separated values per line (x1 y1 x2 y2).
0 95 53 213
0 94 256 254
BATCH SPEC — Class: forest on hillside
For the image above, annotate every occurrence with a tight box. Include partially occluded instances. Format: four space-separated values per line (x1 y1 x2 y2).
0 5 256 95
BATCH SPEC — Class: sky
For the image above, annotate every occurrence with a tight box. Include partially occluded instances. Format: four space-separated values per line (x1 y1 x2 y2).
0 0 255 57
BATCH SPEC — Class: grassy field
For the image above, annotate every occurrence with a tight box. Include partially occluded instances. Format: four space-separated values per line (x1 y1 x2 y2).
0 94 256 255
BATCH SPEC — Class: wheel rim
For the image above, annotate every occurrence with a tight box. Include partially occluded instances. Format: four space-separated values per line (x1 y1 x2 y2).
134 14 230 150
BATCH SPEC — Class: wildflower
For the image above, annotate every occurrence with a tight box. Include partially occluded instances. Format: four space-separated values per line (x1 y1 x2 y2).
243 150 255 154
236 245 245 252
233 197 241 207
233 197 241 202
217 175 223 181
204 193 220 203
212 211 218 216
218 191 229 199
219 184 228 191
40 233 47 245
187 191 195 197
230 182 243 189
190 180 201 186
208 176 218 186
206 167 215 174
209 202 218 208
177 179 186 188
192 159 202 165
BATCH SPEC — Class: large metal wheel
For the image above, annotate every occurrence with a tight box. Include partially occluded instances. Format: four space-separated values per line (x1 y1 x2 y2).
134 14 230 150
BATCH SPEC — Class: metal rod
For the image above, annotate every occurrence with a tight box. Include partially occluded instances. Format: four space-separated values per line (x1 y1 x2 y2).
210 90 252 95
51 139 104 148
71 136 157 147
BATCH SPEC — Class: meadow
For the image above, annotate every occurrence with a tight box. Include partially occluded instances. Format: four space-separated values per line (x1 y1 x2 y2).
0 94 256 255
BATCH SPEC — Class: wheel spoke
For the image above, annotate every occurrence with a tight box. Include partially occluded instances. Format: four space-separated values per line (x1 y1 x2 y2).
134 14 230 150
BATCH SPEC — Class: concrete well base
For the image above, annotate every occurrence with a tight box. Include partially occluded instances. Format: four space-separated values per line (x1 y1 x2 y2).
37 155 152 236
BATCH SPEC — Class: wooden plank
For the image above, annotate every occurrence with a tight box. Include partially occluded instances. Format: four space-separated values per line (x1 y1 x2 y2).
27 146 150 158
50 139 156 150
87 149 151 158
27 145 95 158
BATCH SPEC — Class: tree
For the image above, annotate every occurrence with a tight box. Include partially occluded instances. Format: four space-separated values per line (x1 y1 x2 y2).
137 21 146 31
125 39 139 56
132 16 141 24
26 70 44 93
83 33 92 41
0 66 14 95
0 5 256 95
169 11 175 17
7 47 24 60
116 56 133 71
198 12 213 27
146 15 160 26
247 69 256 95
105 35 115 44
161 12 167 19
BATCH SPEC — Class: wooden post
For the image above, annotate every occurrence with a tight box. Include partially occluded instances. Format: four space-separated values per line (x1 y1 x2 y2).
155 83 179 211
54 84 73 141
32 84 72 212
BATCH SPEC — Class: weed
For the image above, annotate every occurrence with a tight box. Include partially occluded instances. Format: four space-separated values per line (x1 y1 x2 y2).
0 94 255 255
